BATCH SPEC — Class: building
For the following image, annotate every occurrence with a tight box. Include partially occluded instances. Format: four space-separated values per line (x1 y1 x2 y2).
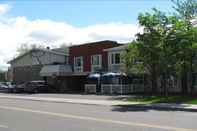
69 40 122 73
8 48 68 84
104 44 128 72
64 40 122 92
8 40 122 93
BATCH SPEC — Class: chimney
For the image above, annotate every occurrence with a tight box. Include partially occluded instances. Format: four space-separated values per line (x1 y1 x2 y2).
46 47 50 50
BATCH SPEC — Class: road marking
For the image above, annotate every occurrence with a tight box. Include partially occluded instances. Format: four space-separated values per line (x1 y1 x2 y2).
0 124 8 129
0 105 195 131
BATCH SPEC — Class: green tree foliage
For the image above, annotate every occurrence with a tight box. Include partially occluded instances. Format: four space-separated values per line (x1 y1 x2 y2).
172 0 197 94
16 43 45 56
0 71 6 82
123 0 197 95
172 0 197 21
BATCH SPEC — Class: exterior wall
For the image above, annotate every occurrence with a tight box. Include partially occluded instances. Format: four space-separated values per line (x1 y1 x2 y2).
11 50 67 68
69 41 121 72
12 65 43 84
108 50 124 72
9 49 68 83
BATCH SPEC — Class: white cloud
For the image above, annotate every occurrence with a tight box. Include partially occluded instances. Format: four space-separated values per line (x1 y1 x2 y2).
0 5 142 71
0 4 10 15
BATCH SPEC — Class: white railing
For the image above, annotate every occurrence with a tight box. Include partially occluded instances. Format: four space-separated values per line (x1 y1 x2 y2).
84 84 97 94
74 67 83 72
101 84 132 94
101 84 147 94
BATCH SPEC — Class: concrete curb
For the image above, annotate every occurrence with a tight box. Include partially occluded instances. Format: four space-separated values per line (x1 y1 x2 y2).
114 103 197 112
0 94 197 111
0 95 133 106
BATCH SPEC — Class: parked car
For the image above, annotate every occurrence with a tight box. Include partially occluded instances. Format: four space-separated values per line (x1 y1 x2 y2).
4 82 16 93
13 82 26 93
0 82 9 92
23 81 51 93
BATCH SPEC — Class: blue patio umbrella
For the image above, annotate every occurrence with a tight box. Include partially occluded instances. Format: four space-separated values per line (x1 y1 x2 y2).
101 72 128 84
87 73 101 93
87 73 101 80
102 72 126 77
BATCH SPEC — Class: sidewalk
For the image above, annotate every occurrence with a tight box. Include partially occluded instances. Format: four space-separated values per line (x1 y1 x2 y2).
0 94 134 106
0 94 197 111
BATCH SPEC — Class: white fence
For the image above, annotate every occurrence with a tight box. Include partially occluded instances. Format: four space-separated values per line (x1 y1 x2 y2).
85 83 183 94
84 84 97 93
101 84 133 94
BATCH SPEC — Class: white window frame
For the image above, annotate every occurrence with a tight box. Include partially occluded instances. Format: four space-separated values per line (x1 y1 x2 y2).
91 54 102 72
74 56 83 72
109 52 121 65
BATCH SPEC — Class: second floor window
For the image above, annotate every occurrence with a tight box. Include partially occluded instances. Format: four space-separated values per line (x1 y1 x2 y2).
91 55 101 66
74 56 83 72
91 54 102 72
111 53 121 65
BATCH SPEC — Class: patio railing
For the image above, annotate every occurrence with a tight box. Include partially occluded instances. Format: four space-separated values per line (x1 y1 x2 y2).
101 84 133 94
84 84 97 93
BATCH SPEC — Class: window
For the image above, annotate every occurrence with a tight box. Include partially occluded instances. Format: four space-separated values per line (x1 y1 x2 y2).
111 53 121 65
74 56 83 72
91 55 101 66
91 55 102 72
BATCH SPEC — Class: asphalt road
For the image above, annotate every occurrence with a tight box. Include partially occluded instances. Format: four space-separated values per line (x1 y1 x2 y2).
0 98 197 131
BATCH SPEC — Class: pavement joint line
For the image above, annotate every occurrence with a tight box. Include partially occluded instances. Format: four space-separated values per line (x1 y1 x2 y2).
0 105 195 131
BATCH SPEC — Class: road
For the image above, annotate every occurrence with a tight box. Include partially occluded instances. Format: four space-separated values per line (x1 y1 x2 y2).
0 98 196 131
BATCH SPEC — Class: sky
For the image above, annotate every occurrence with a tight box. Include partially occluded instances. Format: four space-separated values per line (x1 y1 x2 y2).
0 0 174 70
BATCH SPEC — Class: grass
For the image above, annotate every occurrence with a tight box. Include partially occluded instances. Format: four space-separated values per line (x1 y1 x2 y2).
127 95 197 105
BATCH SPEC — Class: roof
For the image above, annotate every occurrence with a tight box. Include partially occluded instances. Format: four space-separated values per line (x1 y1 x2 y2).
52 48 68 54
69 40 120 48
8 48 68 64
103 44 128 52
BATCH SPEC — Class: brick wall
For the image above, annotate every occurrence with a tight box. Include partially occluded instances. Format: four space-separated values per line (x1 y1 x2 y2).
69 40 121 72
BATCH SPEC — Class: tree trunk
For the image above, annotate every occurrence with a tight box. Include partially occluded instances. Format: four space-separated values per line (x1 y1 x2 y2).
151 65 157 95
181 66 188 95
163 73 168 96
189 55 194 95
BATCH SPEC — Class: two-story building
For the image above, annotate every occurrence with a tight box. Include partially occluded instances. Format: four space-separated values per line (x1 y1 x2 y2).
104 44 128 72
65 40 122 92
8 40 124 93
8 48 69 84
69 40 122 73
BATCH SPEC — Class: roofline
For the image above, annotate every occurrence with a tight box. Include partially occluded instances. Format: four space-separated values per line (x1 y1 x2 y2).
69 40 119 48
103 44 128 52
8 48 68 64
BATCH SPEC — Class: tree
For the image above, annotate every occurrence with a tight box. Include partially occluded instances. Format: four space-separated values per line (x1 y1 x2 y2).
123 9 172 94
16 43 45 56
123 8 193 95
172 0 197 21
172 0 197 94
0 70 6 82
123 0 197 95
16 43 46 65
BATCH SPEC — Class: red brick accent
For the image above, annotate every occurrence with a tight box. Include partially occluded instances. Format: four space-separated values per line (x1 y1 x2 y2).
69 40 122 72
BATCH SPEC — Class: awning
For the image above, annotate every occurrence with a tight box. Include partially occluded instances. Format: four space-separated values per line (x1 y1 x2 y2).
40 65 72 77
